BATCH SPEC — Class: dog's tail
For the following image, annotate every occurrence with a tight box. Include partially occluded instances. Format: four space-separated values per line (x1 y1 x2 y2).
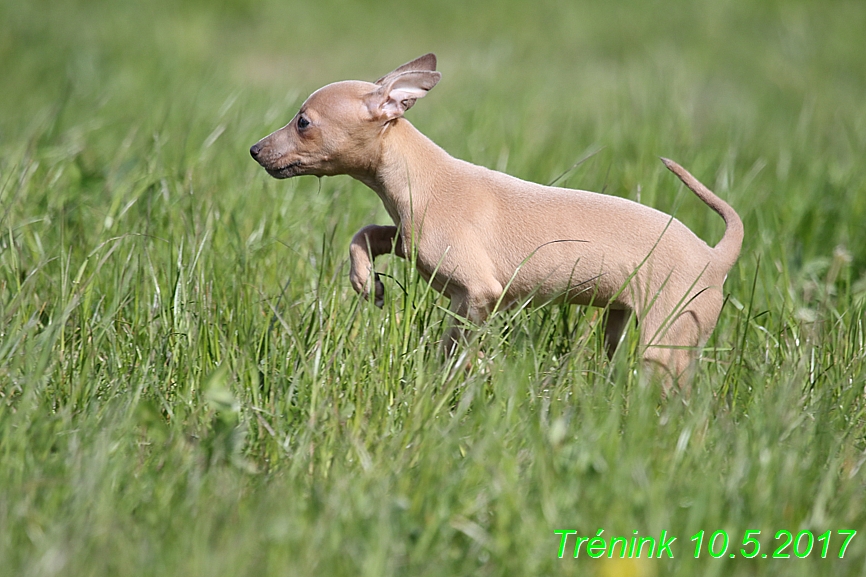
660 157 744 274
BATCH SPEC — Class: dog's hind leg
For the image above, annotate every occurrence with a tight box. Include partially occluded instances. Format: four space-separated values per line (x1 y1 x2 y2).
639 289 722 394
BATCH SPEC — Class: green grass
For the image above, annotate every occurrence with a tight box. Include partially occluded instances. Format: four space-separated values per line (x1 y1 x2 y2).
1 0 866 575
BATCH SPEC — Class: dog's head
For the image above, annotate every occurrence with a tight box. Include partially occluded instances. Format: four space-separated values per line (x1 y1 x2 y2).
250 53 440 179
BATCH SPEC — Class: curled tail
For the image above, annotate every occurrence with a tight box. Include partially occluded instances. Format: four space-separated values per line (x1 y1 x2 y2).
661 157 744 274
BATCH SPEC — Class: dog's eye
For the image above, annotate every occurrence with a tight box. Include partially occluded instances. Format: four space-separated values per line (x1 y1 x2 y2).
297 116 310 130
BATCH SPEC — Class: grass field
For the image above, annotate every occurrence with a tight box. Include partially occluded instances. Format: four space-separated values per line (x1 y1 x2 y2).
2 0 866 575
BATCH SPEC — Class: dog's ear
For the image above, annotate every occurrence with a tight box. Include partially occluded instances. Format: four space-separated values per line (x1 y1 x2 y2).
368 70 441 121
375 53 437 85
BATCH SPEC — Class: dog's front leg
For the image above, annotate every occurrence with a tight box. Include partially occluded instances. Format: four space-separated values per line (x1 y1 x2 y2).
442 293 470 357
441 283 502 357
349 225 404 307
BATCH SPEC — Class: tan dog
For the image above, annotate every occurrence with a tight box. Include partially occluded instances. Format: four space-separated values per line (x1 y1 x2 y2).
250 53 743 386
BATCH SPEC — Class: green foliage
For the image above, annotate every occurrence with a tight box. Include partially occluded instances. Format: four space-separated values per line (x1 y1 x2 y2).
1 0 865 575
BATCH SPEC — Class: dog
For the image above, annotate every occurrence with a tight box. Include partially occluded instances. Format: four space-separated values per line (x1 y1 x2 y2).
250 53 743 388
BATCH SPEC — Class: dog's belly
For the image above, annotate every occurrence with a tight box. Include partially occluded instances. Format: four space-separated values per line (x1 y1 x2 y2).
502 262 621 309
492 235 638 306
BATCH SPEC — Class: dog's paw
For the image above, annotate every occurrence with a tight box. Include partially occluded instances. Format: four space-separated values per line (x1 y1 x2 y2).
373 273 385 308
349 266 369 296
349 266 385 307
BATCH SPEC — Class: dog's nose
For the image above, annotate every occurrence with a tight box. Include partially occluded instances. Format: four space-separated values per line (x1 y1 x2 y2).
250 142 262 159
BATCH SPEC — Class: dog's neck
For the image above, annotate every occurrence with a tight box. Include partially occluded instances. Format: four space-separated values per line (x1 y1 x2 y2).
352 118 451 226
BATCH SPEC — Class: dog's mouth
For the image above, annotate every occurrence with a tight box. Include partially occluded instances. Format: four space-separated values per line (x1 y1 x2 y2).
265 161 303 179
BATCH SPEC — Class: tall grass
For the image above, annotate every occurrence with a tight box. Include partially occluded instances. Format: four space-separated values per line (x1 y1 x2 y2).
1 0 865 575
